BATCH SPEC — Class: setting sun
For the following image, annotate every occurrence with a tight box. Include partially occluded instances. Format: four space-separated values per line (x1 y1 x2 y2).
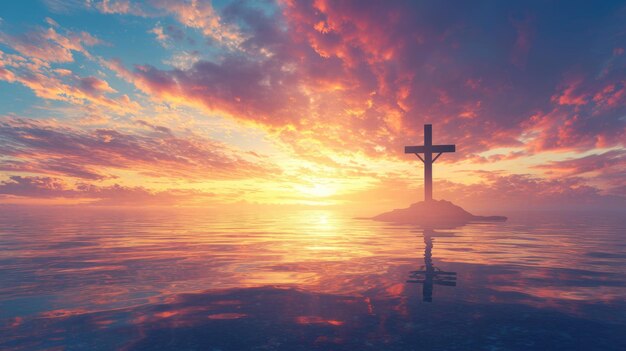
296 182 338 198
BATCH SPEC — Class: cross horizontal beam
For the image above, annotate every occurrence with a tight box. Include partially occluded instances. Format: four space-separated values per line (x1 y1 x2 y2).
404 145 455 154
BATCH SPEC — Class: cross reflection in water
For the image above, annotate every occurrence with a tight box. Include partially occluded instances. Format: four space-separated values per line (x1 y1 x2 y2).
407 228 457 302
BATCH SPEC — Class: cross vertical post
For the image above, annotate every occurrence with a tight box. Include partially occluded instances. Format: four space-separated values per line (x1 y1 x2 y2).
424 124 433 202
404 124 456 202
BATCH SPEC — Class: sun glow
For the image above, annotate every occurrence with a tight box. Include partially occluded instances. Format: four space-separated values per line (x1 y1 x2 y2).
296 182 337 198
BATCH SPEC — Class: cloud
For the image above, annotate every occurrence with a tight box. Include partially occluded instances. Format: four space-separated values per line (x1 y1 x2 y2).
0 176 74 198
533 150 626 194
77 76 117 97
101 0 625 166
0 176 212 205
0 117 279 181
0 19 145 127
84 0 148 16
163 50 201 70
535 150 625 176
436 172 626 211
150 23 189 48
107 56 310 127
95 0 131 14
0 159 108 180
149 24 170 47
149 0 242 48
0 41 139 115
0 23 100 63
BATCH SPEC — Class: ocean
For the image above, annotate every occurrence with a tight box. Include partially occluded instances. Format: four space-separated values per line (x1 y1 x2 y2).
1 206 625 350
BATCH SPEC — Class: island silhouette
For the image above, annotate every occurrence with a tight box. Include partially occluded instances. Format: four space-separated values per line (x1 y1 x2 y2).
370 124 506 225
371 199 506 225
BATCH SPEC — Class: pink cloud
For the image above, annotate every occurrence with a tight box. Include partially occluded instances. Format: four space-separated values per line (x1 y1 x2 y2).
552 79 588 106
535 150 625 175
0 24 100 63
436 172 626 211
592 82 625 110
0 176 213 205
77 76 117 97
533 150 626 194
0 117 280 181
99 0 625 167
105 57 310 127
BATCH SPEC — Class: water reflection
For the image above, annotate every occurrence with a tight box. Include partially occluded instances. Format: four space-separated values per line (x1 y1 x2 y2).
0 207 625 350
407 228 457 302
4 284 625 351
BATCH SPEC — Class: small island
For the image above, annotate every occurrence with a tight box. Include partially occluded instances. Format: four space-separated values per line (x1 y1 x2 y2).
370 199 507 225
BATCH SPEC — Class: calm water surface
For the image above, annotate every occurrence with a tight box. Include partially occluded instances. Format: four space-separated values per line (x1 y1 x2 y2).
0 207 625 350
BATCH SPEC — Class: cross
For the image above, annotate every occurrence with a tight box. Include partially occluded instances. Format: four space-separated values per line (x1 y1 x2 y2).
405 124 455 202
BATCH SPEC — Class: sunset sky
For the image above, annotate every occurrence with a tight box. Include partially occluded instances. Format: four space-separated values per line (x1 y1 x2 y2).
0 0 624 212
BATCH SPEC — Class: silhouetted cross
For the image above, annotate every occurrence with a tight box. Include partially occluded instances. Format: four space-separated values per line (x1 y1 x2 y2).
405 124 455 202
